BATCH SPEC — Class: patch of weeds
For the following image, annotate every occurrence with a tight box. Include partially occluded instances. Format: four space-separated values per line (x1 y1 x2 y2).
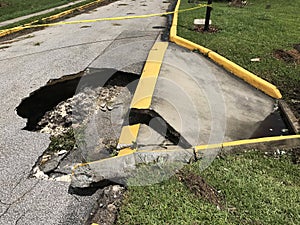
47 129 76 155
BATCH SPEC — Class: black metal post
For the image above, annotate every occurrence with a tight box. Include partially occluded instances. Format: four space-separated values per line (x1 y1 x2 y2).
204 0 212 31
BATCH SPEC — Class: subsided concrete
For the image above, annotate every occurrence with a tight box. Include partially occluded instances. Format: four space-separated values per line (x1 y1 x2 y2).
135 43 275 148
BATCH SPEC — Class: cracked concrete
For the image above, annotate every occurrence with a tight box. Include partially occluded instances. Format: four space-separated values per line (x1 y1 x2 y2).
0 0 168 224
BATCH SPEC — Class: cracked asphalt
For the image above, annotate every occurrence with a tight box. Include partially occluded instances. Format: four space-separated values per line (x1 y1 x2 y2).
0 0 168 224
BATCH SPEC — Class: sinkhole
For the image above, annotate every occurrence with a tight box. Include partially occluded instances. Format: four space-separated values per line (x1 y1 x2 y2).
16 68 190 183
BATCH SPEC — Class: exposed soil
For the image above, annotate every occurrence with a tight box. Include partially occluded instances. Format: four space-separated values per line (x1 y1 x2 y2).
0 2 9 8
274 44 300 121
274 45 300 65
85 185 125 225
291 147 300 164
228 0 247 8
177 170 225 209
193 24 219 33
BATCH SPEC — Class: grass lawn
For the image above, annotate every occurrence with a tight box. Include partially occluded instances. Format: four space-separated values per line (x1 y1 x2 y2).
117 151 300 224
177 0 300 118
0 0 80 22
117 1 299 224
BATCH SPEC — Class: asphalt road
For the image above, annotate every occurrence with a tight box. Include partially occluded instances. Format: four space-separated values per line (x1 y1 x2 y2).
0 0 168 224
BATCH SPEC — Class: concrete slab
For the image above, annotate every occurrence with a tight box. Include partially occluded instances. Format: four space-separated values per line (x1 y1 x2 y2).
0 0 168 224
138 43 275 147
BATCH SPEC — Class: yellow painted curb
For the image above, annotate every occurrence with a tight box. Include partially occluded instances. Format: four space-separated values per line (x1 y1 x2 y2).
117 42 168 156
118 124 140 146
72 134 299 174
130 41 169 109
194 134 300 152
0 0 104 38
118 148 136 156
170 0 282 99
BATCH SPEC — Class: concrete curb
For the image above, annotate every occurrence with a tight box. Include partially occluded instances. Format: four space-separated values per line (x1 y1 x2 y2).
170 0 282 99
194 135 300 152
0 0 105 38
72 134 300 188
117 41 169 156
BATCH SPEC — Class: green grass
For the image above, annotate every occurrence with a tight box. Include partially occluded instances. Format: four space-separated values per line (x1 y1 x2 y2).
116 2 300 224
0 0 79 22
177 0 300 106
117 151 300 224
0 0 97 30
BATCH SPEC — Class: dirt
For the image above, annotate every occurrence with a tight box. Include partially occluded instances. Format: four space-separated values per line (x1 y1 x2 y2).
291 147 300 164
0 2 9 7
193 25 219 33
85 185 125 225
274 44 300 121
229 0 247 8
274 47 300 65
177 170 225 209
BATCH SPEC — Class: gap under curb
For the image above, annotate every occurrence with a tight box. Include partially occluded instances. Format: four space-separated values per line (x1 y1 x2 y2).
170 0 282 99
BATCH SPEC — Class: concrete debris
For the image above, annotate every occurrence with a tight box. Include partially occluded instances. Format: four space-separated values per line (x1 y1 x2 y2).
71 149 195 188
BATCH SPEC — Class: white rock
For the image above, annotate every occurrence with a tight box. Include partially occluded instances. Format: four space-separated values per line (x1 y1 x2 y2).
54 174 72 183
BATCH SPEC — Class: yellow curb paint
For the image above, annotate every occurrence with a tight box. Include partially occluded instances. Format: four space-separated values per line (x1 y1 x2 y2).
170 0 282 99
194 143 223 151
117 42 168 156
130 41 169 109
194 135 300 152
72 135 300 173
118 124 140 146
208 52 282 99
118 148 136 156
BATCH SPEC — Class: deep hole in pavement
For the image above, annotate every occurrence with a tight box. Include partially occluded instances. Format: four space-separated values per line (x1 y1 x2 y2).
16 67 191 183
16 68 140 181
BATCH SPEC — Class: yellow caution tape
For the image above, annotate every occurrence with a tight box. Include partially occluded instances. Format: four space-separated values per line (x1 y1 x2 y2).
0 4 211 33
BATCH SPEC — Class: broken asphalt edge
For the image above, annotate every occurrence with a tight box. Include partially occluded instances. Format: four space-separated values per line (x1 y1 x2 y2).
170 0 282 99
0 0 105 38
